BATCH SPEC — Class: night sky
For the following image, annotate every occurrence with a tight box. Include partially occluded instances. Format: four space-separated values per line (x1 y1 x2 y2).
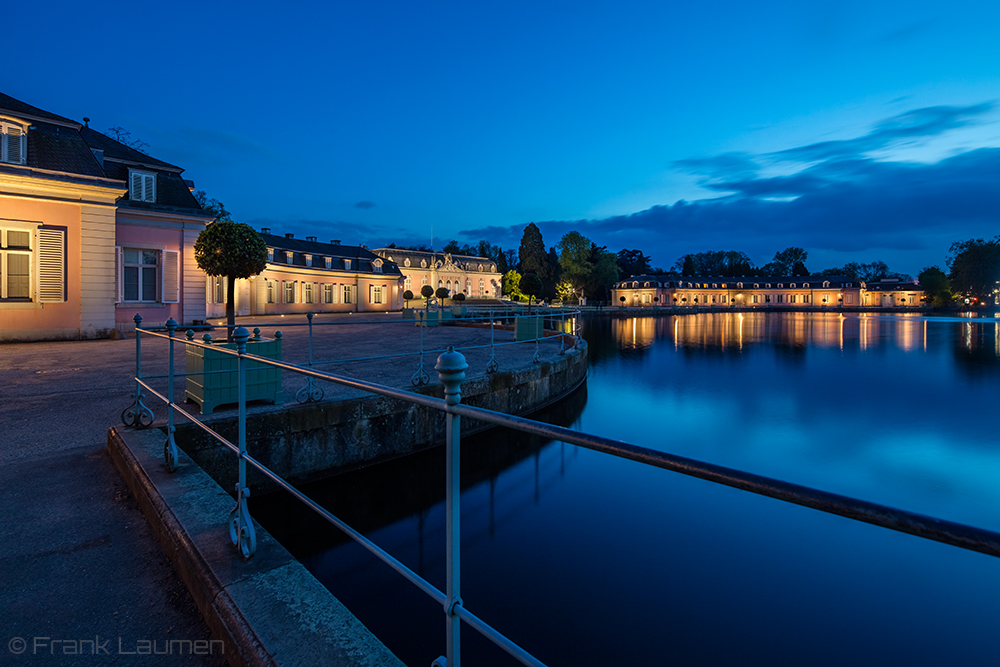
8 0 998 275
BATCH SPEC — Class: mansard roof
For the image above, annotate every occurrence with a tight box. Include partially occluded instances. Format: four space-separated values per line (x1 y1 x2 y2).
261 234 402 276
1 91 206 214
372 247 498 273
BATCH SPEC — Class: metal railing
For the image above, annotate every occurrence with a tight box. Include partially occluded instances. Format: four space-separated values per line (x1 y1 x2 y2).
123 314 1000 667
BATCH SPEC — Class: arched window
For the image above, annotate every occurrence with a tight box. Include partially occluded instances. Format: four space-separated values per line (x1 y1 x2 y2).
420 259 427 268
479 279 485 296
823 281 830 288
466 278 472 293
421 276 428 286
737 282 743 289
438 280 443 288
404 258 410 267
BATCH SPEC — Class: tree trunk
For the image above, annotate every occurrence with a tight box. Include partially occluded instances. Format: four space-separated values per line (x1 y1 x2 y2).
226 275 236 341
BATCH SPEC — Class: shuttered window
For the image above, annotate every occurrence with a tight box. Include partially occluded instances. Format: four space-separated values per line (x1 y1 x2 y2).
0 226 65 303
129 169 156 203
115 246 178 304
161 250 179 303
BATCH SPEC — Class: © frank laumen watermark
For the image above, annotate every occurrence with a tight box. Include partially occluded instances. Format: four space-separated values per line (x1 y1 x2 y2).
8 636 224 656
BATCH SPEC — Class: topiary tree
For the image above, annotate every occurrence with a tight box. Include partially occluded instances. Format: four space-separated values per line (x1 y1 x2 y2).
403 289 414 307
435 287 450 302
420 284 434 308
519 273 543 314
453 292 466 302
194 220 267 340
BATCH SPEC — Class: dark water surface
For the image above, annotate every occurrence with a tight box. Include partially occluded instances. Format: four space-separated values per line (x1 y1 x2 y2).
254 312 1000 667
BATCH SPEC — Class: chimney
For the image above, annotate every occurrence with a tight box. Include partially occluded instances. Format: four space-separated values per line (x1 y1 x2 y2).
285 233 294 239
261 227 271 234
306 236 317 242
331 239 341 245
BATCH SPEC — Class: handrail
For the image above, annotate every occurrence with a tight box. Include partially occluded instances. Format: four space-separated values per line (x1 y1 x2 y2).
124 314 1000 667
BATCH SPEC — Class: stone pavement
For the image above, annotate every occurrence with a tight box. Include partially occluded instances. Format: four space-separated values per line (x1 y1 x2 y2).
0 311 570 665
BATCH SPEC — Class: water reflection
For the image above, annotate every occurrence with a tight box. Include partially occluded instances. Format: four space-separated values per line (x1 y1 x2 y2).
599 312 1000 365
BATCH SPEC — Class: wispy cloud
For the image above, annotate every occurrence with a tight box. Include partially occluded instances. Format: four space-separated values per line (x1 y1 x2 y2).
354 200 376 209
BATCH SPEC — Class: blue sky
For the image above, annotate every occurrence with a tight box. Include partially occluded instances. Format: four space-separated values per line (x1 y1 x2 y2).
8 0 998 275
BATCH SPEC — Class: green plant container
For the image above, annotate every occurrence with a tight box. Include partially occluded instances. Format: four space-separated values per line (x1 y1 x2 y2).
515 316 544 341
185 336 283 414
401 308 416 319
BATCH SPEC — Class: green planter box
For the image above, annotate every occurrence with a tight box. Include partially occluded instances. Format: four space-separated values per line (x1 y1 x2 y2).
514 316 544 341
401 308 416 319
185 336 283 414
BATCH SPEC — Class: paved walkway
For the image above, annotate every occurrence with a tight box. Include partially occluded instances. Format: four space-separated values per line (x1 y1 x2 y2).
0 312 570 665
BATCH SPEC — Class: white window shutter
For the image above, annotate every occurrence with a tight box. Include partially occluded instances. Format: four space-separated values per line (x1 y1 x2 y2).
115 246 123 303
130 172 142 200
144 173 156 202
162 250 179 303
37 229 65 303
5 126 23 164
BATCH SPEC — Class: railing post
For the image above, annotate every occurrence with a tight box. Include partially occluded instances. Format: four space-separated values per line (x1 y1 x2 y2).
229 326 257 559
486 309 498 373
296 312 324 402
559 310 566 355
121 313 154 428
164 318 179 471
533 312 541 364
412 311 429 385
435 347 468 667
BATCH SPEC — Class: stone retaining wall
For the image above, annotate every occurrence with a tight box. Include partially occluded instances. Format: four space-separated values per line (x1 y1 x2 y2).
175 341 588 493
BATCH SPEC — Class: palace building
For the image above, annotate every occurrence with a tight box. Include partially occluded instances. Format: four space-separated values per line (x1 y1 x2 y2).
207 232 404 318
612 275 923 309
371 248 502 301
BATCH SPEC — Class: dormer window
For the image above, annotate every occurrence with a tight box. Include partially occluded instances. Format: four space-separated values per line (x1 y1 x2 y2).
0 119 27 165
344 259 351 270
324 257 332 269
285 250 293 263
373 259 383 273
129 169 156 203
303 253 313 267
404 258 411 267
267 249 274 262
420 259 427 268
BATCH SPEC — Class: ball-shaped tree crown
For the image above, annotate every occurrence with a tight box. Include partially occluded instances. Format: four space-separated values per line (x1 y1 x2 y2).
435 287 450 300
453 292 466 302
403 290 414 301
194 221 267 279
420 285 435 299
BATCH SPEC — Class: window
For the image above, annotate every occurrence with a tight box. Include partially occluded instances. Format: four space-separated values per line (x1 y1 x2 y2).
776 294 783 303
323 284 333 304
846 294 854 304
267 248 274 262
342 284 353 303
479 279 485 296
404 276 412 292
212 276 224 304
737 283 743 289
466 278 471 293
790 283 796 288
823 281 830 288
765 295 771 303
128 169 156 203
304 282 314 304
122 249 158 302
0 226 61 302
344 259 351 270
304 254 313 267
284 281 294 303
789 294 796 304
325 257 332 269
420 259 427 268
373 260 383 273
421 276 428 286
266 281 275 304
752 295 759 304
371 285 384 304
803 295 810 304
1 120 27 165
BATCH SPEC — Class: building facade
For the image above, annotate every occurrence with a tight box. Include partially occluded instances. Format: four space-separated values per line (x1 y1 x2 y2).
207 232 405 317
371 248 502 301
612 275 923 309
0 92 212 341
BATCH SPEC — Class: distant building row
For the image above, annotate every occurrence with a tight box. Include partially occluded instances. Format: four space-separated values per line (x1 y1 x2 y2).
612 275 924 308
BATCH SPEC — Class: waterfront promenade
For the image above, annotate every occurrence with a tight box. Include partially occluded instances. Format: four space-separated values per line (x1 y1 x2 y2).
0 313 568 665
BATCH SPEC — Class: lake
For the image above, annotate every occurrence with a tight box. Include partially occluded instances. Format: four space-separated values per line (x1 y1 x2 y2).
254 311 1000 666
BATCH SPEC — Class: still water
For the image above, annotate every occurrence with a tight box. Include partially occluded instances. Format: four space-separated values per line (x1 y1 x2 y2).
254 312 1000 666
